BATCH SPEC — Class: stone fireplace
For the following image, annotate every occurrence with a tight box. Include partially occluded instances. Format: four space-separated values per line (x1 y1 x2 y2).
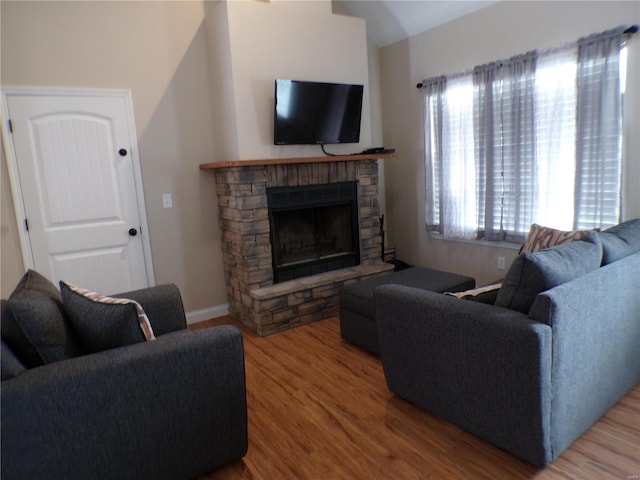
201 155 395 335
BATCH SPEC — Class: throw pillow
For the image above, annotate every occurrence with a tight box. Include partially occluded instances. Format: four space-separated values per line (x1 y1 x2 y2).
60 282 155 353
599 218 640 265
1 339 27 380
445 283 502 299
495 233 602 314
445 283 502 305
1 270 82 368
521 223 597 254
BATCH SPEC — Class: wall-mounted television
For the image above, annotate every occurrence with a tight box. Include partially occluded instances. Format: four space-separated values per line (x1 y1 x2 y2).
274 79 364 145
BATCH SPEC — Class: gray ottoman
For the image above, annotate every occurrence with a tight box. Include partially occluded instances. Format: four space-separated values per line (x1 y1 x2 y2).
339 267 475 354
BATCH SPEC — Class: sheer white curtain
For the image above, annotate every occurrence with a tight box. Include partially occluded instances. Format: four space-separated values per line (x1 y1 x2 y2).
422 25 626 242
440 74 477 239
424 73 479 240
423 77 445 232
474 53 537 242
534 47 578 230
574 27 625 229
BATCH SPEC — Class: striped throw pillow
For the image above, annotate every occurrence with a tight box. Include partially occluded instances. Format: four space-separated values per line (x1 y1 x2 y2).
60 281 155 353
521 224 597 254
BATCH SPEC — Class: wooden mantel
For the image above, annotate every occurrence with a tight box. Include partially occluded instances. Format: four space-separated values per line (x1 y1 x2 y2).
199 152 397 170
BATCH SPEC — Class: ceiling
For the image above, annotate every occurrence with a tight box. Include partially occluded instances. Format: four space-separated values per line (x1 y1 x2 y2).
338 0 500 47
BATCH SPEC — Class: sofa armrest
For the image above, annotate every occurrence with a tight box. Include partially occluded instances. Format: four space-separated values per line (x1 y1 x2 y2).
375 285 553 467
1 325 247 480
114 283 187 336
528 251 640 460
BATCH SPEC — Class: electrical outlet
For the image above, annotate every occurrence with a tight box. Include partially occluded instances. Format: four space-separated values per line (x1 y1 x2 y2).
498 256 506 270
162 193 173 209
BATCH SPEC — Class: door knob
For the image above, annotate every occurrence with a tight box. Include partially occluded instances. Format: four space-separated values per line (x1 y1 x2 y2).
119 148 128 157
128 228 138 236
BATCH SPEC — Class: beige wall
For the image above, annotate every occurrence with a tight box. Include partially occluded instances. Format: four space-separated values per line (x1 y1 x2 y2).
379 1 640 285
366 39 387 220
1 145 24 297
0 0 374 309
208 0 370 161
204 0 240 163
0 1 226 308
333 0 387 218
5 0 633 304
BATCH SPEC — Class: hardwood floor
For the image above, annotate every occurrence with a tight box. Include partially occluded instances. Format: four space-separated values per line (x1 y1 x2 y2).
191 316 640 480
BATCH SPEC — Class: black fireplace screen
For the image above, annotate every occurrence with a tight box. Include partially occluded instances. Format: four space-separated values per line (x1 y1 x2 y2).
267 182 360 283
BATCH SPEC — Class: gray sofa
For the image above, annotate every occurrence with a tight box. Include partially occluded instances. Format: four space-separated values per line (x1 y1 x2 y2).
375 219 640 467
1 276 248 480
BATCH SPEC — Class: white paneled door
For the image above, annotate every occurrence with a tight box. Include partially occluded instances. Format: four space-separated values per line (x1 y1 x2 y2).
3 90 153 294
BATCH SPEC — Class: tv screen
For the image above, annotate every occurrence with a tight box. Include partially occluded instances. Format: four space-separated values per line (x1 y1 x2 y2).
274 79 364 145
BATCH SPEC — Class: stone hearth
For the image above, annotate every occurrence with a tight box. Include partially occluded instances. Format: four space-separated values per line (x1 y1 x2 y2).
202 156 395 335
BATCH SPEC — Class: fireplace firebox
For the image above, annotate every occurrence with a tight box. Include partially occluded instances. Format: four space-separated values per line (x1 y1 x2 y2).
267 181 360 283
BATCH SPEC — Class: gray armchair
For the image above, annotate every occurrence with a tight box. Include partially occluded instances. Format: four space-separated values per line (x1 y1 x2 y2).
375 232 640 467
1 283 248 480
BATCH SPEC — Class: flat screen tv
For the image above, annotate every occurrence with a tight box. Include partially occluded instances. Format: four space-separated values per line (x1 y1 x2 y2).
274 79 364 145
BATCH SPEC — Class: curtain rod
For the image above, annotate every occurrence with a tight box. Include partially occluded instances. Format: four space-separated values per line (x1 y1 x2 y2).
624 24 639 35
416 23 639 89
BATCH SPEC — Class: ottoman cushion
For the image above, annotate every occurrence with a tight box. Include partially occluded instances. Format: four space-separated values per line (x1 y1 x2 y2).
341 267 475 319
339 267 475 355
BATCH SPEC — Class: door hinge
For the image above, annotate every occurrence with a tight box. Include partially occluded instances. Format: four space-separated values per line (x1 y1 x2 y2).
24 218 29 231
8 119 13 133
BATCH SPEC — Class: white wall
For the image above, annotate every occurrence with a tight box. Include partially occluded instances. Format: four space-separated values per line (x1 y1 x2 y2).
379 1 640 285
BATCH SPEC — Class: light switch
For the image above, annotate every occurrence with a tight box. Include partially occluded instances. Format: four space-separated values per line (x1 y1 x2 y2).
162 193 173 209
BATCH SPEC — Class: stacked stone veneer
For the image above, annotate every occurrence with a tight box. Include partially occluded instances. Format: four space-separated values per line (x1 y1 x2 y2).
214 159 393 336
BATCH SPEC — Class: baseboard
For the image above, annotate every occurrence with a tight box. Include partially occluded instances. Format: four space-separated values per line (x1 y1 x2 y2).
185 304 229 325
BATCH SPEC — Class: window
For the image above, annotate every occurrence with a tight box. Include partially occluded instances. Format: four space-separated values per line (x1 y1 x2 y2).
424 27 628 243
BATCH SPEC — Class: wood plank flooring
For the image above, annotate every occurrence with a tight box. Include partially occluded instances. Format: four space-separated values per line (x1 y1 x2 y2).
190 316 640 480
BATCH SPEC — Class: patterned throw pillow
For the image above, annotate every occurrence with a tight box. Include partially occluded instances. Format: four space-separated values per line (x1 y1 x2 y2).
445 283 502 305
445 283 502 299
521 224 597 254
60 282 155 353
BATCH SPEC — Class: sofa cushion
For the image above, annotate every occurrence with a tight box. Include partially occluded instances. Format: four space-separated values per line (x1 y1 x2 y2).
60 282 156 353
495 234 602 314
1 270 82 368
1 339 26 380
599 218 640 265
521 223 596 254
